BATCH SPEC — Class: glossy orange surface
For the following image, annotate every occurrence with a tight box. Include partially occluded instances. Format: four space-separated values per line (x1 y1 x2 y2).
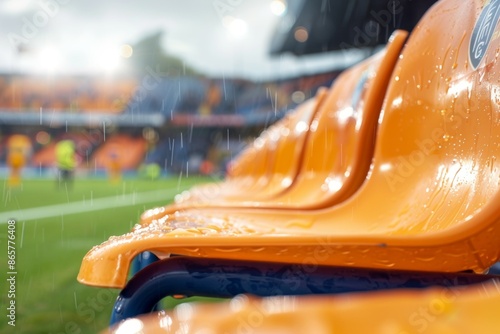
181 93 325 202
140 31 406 224
79 0 500 289
105 281 500 334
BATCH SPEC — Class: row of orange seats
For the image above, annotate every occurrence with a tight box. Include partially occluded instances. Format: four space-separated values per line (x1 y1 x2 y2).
77 0 500 332
0 77 136 112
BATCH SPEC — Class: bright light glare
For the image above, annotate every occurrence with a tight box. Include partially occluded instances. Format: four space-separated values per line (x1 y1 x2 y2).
379 163 393 172
120 44 133 58
115 319 144 334
270 0 287 16
96 46 122 72
0 0 34 13
336 107 354 125
447 79 472 97
38 47 62 72
223 16 248 38
324 177 343 192
294 121 309 134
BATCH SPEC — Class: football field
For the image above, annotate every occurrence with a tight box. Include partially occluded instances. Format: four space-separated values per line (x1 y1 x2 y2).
0 176 213 334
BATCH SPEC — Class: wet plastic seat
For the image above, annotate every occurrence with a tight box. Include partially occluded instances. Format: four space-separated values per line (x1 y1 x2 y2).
106 280 500 334
78 0 500 289
182 93 326 202
188 119 282 196
140 31 407 224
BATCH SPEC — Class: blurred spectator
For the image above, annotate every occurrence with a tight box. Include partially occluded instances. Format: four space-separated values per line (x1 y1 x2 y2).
198 80 222 115
7 148 24 187
107 151 122 184
56 140 76 188
6 134 31 187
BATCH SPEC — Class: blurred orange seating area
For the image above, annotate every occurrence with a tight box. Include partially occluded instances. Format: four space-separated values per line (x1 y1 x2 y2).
91 134 147 170
30 133 146 170
0 75 137 113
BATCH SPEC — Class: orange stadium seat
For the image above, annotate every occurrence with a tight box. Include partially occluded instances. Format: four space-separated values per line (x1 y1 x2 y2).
140 30 407 225
79 0 500 290
105 280 500 334
177 92 325 199
181 92 326 200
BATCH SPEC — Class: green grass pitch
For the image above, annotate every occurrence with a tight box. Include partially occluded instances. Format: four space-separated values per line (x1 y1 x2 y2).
0 176 214 334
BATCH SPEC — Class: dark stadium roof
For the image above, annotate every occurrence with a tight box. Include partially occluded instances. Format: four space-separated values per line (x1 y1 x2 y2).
270 0 438 56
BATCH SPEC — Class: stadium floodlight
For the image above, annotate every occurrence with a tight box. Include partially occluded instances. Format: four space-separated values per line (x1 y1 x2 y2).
38 46 61 72
222 16 248 38
120 44 133 58
0 0 33 14
96 45 122 73
270 0 287 16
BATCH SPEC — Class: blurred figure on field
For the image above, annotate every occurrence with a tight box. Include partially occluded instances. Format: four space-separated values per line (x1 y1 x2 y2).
56 139 76 188
7 147 25 187
198 80 221 115
108 151 122 184
7 134 31 187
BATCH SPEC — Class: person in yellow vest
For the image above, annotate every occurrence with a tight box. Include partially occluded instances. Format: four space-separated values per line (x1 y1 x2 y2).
56 140 76 188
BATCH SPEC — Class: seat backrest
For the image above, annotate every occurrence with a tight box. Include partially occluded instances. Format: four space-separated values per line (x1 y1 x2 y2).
192 0 500 272
247 92 326 190
256 89 328 193
224 117 283 181
275 30 407 208
188 90 326 198
370 0 500 234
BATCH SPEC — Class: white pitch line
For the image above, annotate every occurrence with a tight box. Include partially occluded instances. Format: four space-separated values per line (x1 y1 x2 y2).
0 189 179 223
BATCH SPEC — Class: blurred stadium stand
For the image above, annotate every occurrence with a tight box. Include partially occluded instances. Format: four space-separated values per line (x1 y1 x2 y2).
1 0 437 176
0 70 338 175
